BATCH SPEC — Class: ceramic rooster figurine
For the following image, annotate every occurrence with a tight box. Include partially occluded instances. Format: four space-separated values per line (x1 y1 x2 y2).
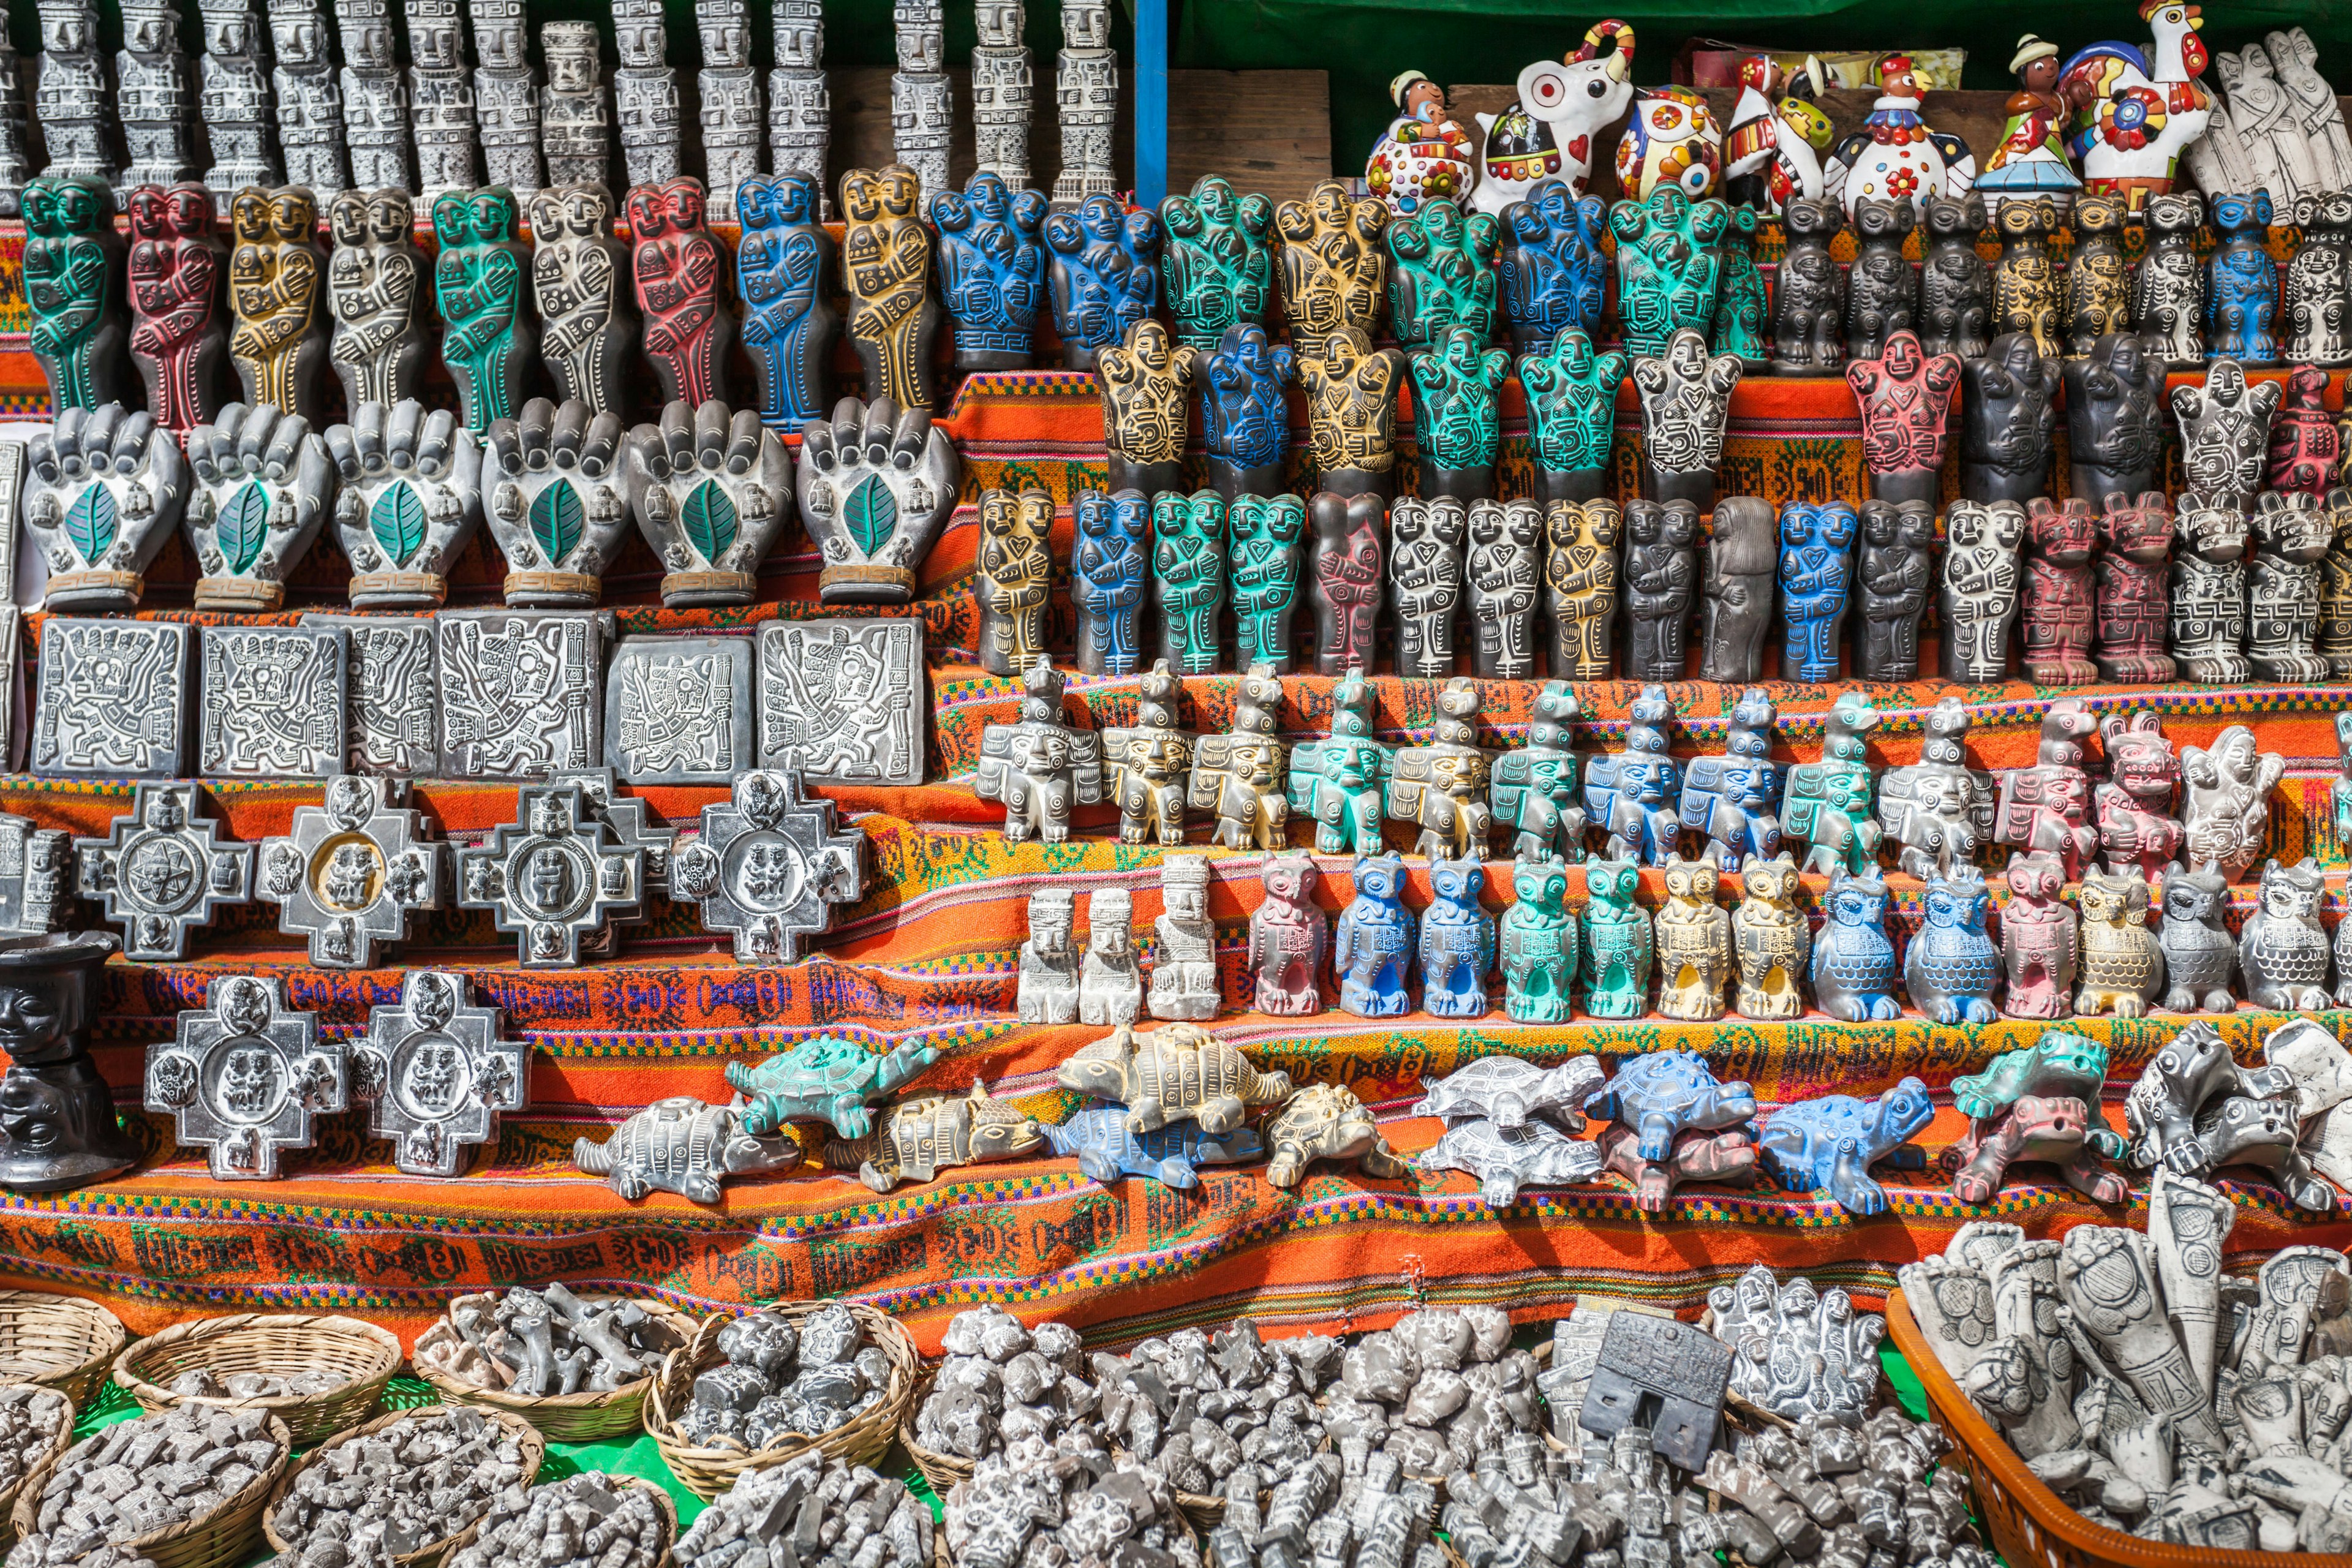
2057 0 2215 208
1823 55 1976 219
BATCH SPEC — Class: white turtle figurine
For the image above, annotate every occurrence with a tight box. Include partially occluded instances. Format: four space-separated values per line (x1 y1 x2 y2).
1420 1115 1606 1206
1414 1055 1607 1131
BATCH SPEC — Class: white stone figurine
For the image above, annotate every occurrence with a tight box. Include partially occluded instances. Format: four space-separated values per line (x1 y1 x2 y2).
337 0 412 193
1018 888 1080 1023
541 23 611 189
32 0 118 187
1080 889 1144 1026
470 0 541 202
696 0 762 223
272 0 351 198
1052 0 1117 205
769 0 830 216
1148 858 1221 1022
406 0 480 201
973 0 1034 192
613 0 682 189
198 0 282 200
893 0 953 211
119 0 196 192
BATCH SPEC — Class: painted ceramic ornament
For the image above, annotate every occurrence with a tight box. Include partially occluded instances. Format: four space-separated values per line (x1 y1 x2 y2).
1697 496 1774 683
328 189 431 412
1809 867 1899 1022
1854 500 1937 681
181 401 334 611
2127 191 2206 369
1755 1078 1934 1214
1498 860 1577 1022
2067 332 2168 503
1712 204 1768 365
1519 329 1627 507
576 1096 800 1202
256 774 445 969
74 783 252 962
1189 665 1289 851
1844 198 1918 362
1274 181 1387 344
1469 18 1635 213
2267 364 2342 497
1299 328 1401 498
1722 55 1832 214
975 663 1105 845
1098 318 1197 497
1777 499 1858 683
1902 867 2002 1024
431 187 537 430
226 186 330 422
1045 193 1159 372
1151 489 1227 675
1975 34 2082 208
1615 85 1723 202
1046 1106 1259 1189
1103 661 1193 846
1334 854 1415 1017
18 404 189 611
1069 489 1147 677
1545 498 1622 679
1419 858 1496 1019
2241 858 2332 1011
1148 856 1219 1022
2056 2 2214 208
1918 193 1993 361
1998 852 2078 1021
628 176 739 408
126 183 228 431
2158 863 2237 1012
480 396 634 606
23 175 129 413
1655 857 1731 1022
1634 328 1741 511
796 395 960 606
1490 680 1586 865
1230 493 1307 671
625 398 795 609
1159 175 1276 353
1307 492 1382 677
2091 491 2177 682
1584 685 1680 866
1201 324 1294 502
1611 189 1729 360
149 974 346 1182
1387 496 1466 678
2071 869 2164 1017
825 1081 1044 1193
1825 54 1977 217
454 780 646 967
1248 856 1326 1016
1847 330 1959 508
2248 491 2335 682
1385 677 1493 859
1499 181 1607 354
1877 696 1994 880
734 172 837 424
1958 336 2057 506
0 933 136 1193
2206 191 2279 363
1947 1033 2125 1202
727 1036 937 1140
1264 1084 1406 1188
1017 886 1079 1022
1283 673 1388 858
1580 858 1653 1019
1409 325 1510 502
2285 189 2352 366
2021 497 2100 685
971 487 1055 676
1770 197 1845 373
1619 499 1697 679
1784 693 1882 877
1730 853 1808 1020
1363 69 1476 217
1677 688 1779 873
1990 195 2062 360
1996 699 2099 877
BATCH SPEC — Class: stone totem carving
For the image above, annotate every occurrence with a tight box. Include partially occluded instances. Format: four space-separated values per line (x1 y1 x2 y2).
1409 325 1510 501
1519 329 1628 506
1231 494 1307 670
1939 500 2026 680
2171 491 2252 683
613 0 682 189
2206 192 2279 363
1153 491 1226 674
119 0 194 191
630 176 737 408
1545 499 1621 679
2135 190 2207 366
975 489 1055 675
1276 182 1387 344
2250 491 2334 682
23 178 129 413
1958 333 2058 503
336 0 411 194
1310 492 1383 677
892 0 951 209
1098 320 1196 494
541 22 609 189
2021 497 2099 686
696 0 761 222
2065 333 2168 504
405 0 479 201
769 0 829 213
197 0 281 200
1202 324 1294 499
434 186 536 428
0 34 28 214
326 190 428 409
470 0 539 202
1299 328 1400 498
1843 197 1917 361
1634 328 1741 511
1046 195 1160 371
127 183 228 431
1779 499 1857 683
972 0 1033 192
1071 490 1146 676
736 174 835 424
840 166 941 412
32 0 116 189
2092 492 2177 683
1847 329 1959 507
1917 192 1990 361
1991 195 2060 361
933 173 1045 373
1700 496 1775 683
1771 196 1844 372
228 186 330 421
268 0 345 198
2174 358 2285 510
1468 500 1544 680
1622 499 1698 680
529 183 635 415
1052 0 1118 205
1389 496 1467 678
1161 176 1277 353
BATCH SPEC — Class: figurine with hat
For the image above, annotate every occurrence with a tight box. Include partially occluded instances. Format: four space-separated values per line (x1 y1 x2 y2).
1366 69 1479 216
1825 53 1978 217
1976 36 2085 208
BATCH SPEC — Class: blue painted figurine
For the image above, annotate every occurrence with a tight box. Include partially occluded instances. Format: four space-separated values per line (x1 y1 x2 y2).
1678 687 1782 873
1491 680 1588 863
1336 853 1417 1017
1287 671 1391 855
1580 858 1654 1019
1584 684 1681 865
1159 175 1277 353
1810 866 1901 1022
1904 866 2002 1024
735 172 839 426
1044 1105 1264 1189
1586 1050 1758 1164
1229 492 1306 669
1152 489 1227 674
1045 194 1160 371
1385 199 1500 354
1501 860 1578 1023
1409 324 1512 502
1518 329 1628 505
1420 858 1495 1019
1070 488 1149 676
2206 190 2278 364
1778 499 1858 683
1201 323 1296 500
1499 179 1608 353
933 172 1049 371
1754 1076 1934 1215
1782 693 1883 876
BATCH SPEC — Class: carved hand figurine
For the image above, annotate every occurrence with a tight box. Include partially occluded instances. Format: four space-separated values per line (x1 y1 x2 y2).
1153 489 1227 674
1385 198 1498 355
1230 492 1307 671
1847 329 1959 507
2170 491 2252 682
1409 323 1510 501
2134 190 2207 366
1200 323 1295 501
1274 179 1387 344
1388 494 1466 677
2286 189 2352 366
2063 193 2133 358
2248 490 2334 681
1699 495 1775 682
1045 192 1159 371
126 183 227 430
21 175 129 412
182 402 333 610
328 188 429 410
2206 191 2280 363
1098 318 1197 496
1499 178 1607 353
2181 725 2285 880
432 186 538 429
20 405 189 609
2267 364 2342 496
1298 327 1400 498
624 398 795 608
1159 174 1276 353
932 171 1043 372
1853 500 1936 680
1991 195 2060 360
1939 500 2026 680
1310 491 1383 676
527 182 639 417
971 488 1055 674
2091 492 2176 682
2066 332 2168 505
1843 197 1917 362
2174 357 2285 508
1518 328 1628 505
630 175 740 407
325 398 485 607
1545 499 1621 679
1959 333 2058 503
481 397 635 605
1070 489 1148 676
1770 195 1845 373
1917 192 1991 360
226 186 330 423
1610 187 1728 360
1620 499 1698 680
1634 327 1741 510
796 394 960 603
1777 499 1857 683
1466 499 1542 679
2021 497 2099 685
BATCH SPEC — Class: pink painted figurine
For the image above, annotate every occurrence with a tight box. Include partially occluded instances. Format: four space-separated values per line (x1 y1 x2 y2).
2267 364 2343 497
2091 491 2176 683
2094 710 2184 881
1249 854 1328 1016
628 176 738 407
1845 329 1961 507
126 182 227 431
2021 496 2099 685
1948 1093 2126 1204
1997 853 2078 1020
1996 699 2099 878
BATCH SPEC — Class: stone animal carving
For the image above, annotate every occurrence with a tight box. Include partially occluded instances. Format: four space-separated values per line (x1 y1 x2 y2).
1056 1021 1293 1135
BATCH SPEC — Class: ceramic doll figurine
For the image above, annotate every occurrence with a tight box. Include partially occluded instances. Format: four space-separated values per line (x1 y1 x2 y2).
1069 490 1145 677
1875 695 1994 880
1959 333 2059 503
1940 500 2027 680
1999 853 2076 1020
1273 181 1387 344
1248 855 1326 1017
1490 680 1586 864
1158 175 1276 353
1853 500 1937 681
1842 198 1917 363
1905 867 2001 1025
1918 192 1992 361
432 186 538 429
1578 859 1651 1020
1079 889 1144 1026
2207 191 2280 363
2056 5 2213 203
1697 496 1776 684
1189 664 1289 852
2094 710 2185 883
1152 490 1227 676
1620 500 1698 680
329 189 432 412
2286 189 2352 366
1711 205 1768 368
1656 858 1731 1023
1388 496 1467 679
1419 859 1494 1019
227 186 330 421
2174 358 2284 508
1770 196 1845 373
1097 318 1197 496
1990 195 2060 361
974 488 1055 676
1678 687 1780 874
2181 724 2286 880
1229 493 1306 671
734 173 835 424
1202 324 1294 501
1847 330 1960 506
2021 497 2100 684
2267 365 2342 497
1409 325 1510 501
1103 662 1193 845
1810 867 1899 1023
126 183 228 431
1611 188 1728 360
1335 854 1414 1017
1583 686 1680 866
1974 35 2081 207
1634 328 1741 511
1018 888 1080 1022
932 171 1045 372
1783 693 1882 878
2248 491 2334 682
23 175 129 413
1499 179 1607 353
839 165 938 412
1995 699 2098 878
1498 861 1576 1023
2091 492 2177 683
974 664 1106 845
1466 18 1635 211
1519 329 1628 506
1730 853 1809 1020
1778 499 1858 684
2065 333 2168 503
2135 191 2207 366
1286 672 1390 856
1824 53 1977 217
1385 200 1498 355
1545 499 1621 680
1613 86 1724 203
1298 328 1401 499
1385 677 1492 860
2062 194 2133 359
1466 500 1542 680
529 182 637 417
630 175 739 409
1309 492 1383 677
1045 193 1159 372
1148 858 1219 1022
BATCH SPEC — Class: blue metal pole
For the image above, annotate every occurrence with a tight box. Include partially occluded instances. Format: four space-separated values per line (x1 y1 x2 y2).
1134 0 1168 206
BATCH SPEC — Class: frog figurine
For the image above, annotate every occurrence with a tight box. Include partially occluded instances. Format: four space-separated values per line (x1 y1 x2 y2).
931 171 1047 372
1811 867 1900 1022
1656 856 1730 1022
1904 867 2001 1024
1385 199 1498 355
1499 179 1607 353
1999 853 2078 1020
1583 685 1681 866
1578 858 1651 1020
2207 190 2280 364
1782 693 1882 877
1490 680 1586 865
1730 852 1809 1020
1951 1031 2114 1126
1286 671 1390 856
1678 687 1781 874
1501 859 1578 1024
1420 858 1495 1020
1518 328 1628 506
1610 187 1728 359
1754 1079 1934 1216
1158 175 1276 353
1409 324 1512 502
1333 854 1415 1019
1947 1091 2129 1206
1044 193 1159 371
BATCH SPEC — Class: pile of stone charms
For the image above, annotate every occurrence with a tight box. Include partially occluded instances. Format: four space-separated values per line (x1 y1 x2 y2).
946 1452 1200 1568
1903 1214 2352 1551
0 1385 69 1506
10 1404 285 1568
412 1284 692 1399
673 1449 934 1568
267 1405 535 1567
444 1472 671 1568
668 1303 895 1455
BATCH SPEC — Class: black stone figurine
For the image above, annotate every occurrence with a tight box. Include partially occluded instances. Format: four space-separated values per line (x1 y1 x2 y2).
1854 499 1937 681
1771 197 1845 374
2064 331 2168 505
1917 193 1991 361
0 933 138 1193
1844 198 1917 363
1698 494 1776 683
1621 497 1697 680
1959 333 2059 503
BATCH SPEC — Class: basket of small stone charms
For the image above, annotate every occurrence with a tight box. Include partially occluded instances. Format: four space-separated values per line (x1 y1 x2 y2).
0 1385 75 1550
111 1313 402 1449
672 1449 937 1568
645 1299 918 1501
0 1289 129 1410
9 1404 292 1568
1311 1305 1539 1506
412 1286 699 1444
441 1472 676 1568
941 1449 1197 1568
259 1403 546 1568
902 1305 1096 1494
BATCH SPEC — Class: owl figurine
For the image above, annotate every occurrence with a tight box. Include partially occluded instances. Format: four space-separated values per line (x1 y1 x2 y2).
1580 859 1653 1020
2158 864 2237 1014
2241 858 2332 1012
1500 860 1578 1023
1903 867 2001 1024
2073 870 2163 1019
1811 867 1899 1022
1656 857 1730 1022
1419 858 1496 1020
1731 853 1809 1021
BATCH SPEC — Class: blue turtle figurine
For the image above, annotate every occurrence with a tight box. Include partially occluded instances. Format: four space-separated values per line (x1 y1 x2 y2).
1045 194 1161 371
1201 323 1297 500
1811 867 1901 1022
1585 1049 1759 1165
1335 853 1416 1017
1754 1076 1935 1215
1499 179 1608 353
933 172 1050 372
735 172 839 427
1678 687 1782 873
1419 857 1495 1019
1584 685 1681 866
726 1035 941 1139
1904 865 2002 1024
1043 1105 1263 1189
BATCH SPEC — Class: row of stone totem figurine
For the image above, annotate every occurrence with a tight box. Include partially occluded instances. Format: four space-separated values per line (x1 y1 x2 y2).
9 0 1121 221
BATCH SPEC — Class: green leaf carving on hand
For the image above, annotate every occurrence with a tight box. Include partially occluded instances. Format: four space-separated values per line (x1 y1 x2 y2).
681 478 739 565
843 474 897 559
530 478 584 567
62 484 116 566
369 480 427 568
217 481 270 575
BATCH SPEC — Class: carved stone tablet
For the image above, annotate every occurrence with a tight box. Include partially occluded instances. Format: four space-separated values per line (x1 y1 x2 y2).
604 635 753 786
257 774 447 968
755 619 925 786
0 607 20 771
435 609 609 779
198 624 347 779
32 619 190 779
0 815 70 939
353 969 526 1177
302 613 440 775
456 780 646 965
148 974 347 1180
670 769 865 964
74 782 252 961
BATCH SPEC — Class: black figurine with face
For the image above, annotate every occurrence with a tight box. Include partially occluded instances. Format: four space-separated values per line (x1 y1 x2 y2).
0 933 137 1192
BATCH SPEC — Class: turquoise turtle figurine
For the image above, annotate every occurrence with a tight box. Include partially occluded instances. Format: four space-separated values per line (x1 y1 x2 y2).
1585 1050 1758 1165
726 1035 940 1139
1043 1106 1262 1189
1752 1077 1935 1216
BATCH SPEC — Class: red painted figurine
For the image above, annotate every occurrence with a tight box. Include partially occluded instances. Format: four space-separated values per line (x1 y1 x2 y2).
2021 496 2099 685
126 182 227 431
1845 329 1962 506
2267 364 2342 497
629 176 739 407
2091 491 2176 683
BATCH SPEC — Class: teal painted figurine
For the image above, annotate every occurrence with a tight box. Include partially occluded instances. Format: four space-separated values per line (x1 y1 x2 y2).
1152 489 1227 674
1044 1105 1262 1190
1610 187 1730 359
727 1036 940 1139
1385 199 1499 355
1952 1031 2110 1120
1335 853 1416 1017
1580 858 1653 1019
1229 492 1306 669
1518 329 1627 505
434 186 538 428
1501 860 1578 1023
1782 692 1883 876
1409 324 1512 502
1159 175 1277 353
23 175 129 412
1287 671 1391 855
1419 858 1495 1019
1711 203 1769 366
1491 680 1587 864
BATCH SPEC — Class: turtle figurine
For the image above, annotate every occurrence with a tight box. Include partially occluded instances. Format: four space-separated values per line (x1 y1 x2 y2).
1752 1077 1935 1215
1413 1055 1606 1133
1594 1120 1758 1213
1042 1105 1264 1189
725 1036 941 1139
1902 867 2001 1025
1264 1084 1409 1188
823 1080 1049 1192
573 1096 803 1204
1056 1021 1294 1134
1585 1049 1758 1166
1419 1114 1605 1207
1944 1093 2129 1205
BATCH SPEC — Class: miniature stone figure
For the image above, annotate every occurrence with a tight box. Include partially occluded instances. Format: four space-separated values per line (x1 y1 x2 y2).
2070 870 2163 1017
20 405 189 609
1051 0 1117 203
973 487 1054 675
796 395 960 605
1079 889 1144 1027
2131 190 2207 366
930 174 1044 377
2158 864 2238 1012
1917 193 1991 360
1499 181 1607 353
1248 857 1326 1016
1848 331 1959 507
1152 489 1226 674
31 619 192 778
540 23 609 189
347 970 525 1180
767 0 826 205
1157 184 1274 369
183 402 334 611
1999 853 2076 1020
974 663 1105 845
257 774 445 968
1713 204 1770 366
1575 857 1651 1021
126 183 227 432
1944 1036 2125 1203
1104 662 1192 845
1387 201 1499 357
198 0 282 198
2285 190 2352 366
880 0 949 209
470 0 537 202
336 0 410 192
967 0 1032 193
328 188 429 410
1419 859 1494 1019
828 1082 1043 1192
1098 319 1196 496
1386 677 1493 859
727 175 838 429
1619 500 1698 680
119 0 193 192
1045 196 1159 373
1017 888 1080 1022
685 1 761 222
32 0 116 189
456 780 646 966
2207 192 2280 363
0 933 135 1192
1069 489 1147 677
1957 334 2057 505
1264 1085 1406 1188
1991 196 2060 360
1678 688 1779 873
1194 324 1293 502
629 176 737 409
151 974 346 1181
1770 196 1845 373
2172 490 2252 682
1231 493 1307 670
1148 858 1219 1020
2177 357 2285 507
1854 500 1937 680
1611 189 1728 359
434 186 537 429
1757 1079 1934 1215
1588 1049 1758 1196
1335 855 1415 1017
1518 328 1627 506
666 769 864 963
0 32 24 214
2095 709 2185 881
2059 193 2133 358
1047 1105 1261 1188
1656 858 1731 1023
1634 329 1742 511
1901 868 2001 1024
1466 500 1542 679
1585 686 1679 866
2090 490 2177 682
403 0 478 198
1299 328 1401 498
0 813 69 944
228 186 331 422
1731 853 1808 1020
1409 325 1510 502
1777 499 1858 683
1498 861 1577 1023
1687 494 1777 683
1783 693 1881 876
1189 665 1288 851
575 1096 799 1202
611 0 682 190
1996 699 2098 877
837 165 938 412
1387 496 1466 678
1842 198 1917 361
1273 181 1385 343
2020 497 2098 685
326 399 484 607
1809 868 1899 1023
23 176 129 413
2267 364 2340 496
2249 491 2335 680
2065 333 2166 504
2241 859 2332 1011
1545 499 1621 679
75 783 252 962
1491 681 1585 865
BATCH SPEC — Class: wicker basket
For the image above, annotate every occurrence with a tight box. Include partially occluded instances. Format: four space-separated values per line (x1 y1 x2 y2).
646 1300 918 1501
899 1366 976 1496
10 1412 290 1568
113 1314 402 1449
440 1474 677 1568
0 1291 127 1411
260 1404 547 1568
0 1387 76 1554
1887 1287 2346 1568
414 1294 699 1444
